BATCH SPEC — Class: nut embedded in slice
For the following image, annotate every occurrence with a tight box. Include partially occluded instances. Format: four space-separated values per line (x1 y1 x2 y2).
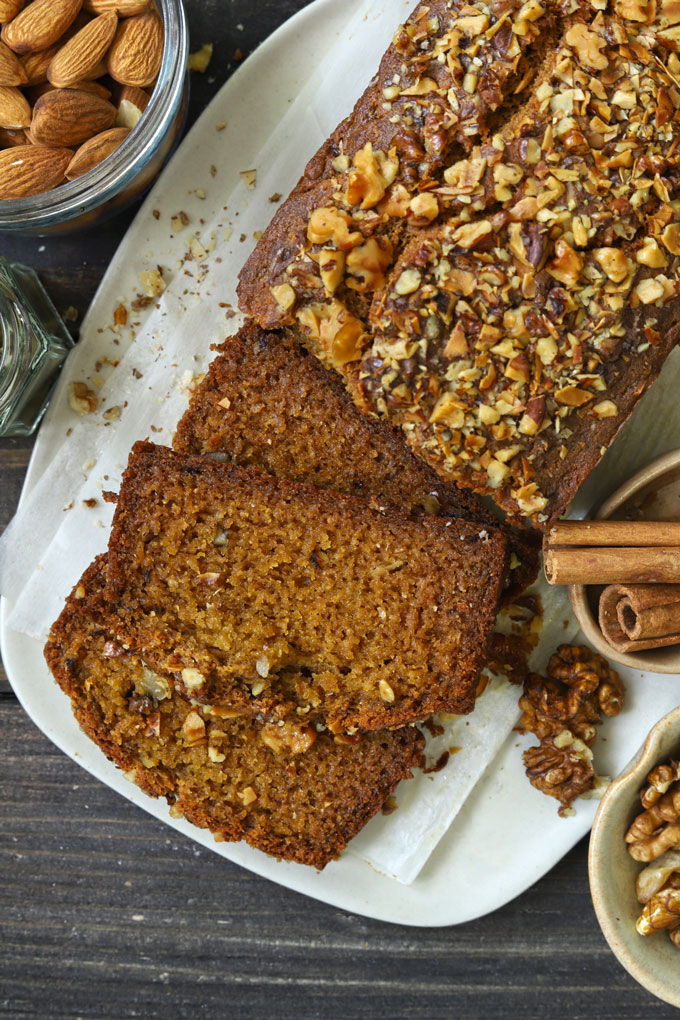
106 9 163 88
0 84 30 129
0 40 28 86
1 0 84 56
0 144 72 198
31 87 116 147
47 12 118 88
65 125 129 179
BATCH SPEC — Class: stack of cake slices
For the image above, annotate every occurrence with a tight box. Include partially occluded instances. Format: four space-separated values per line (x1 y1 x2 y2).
45 322 538 868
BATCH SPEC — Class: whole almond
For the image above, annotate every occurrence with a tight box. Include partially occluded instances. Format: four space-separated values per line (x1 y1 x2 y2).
0 39 28 86
84 0 149 13
0 143 72 197
20 42 61 85
31 87 115 146
0 84 30 128
106 10 162 87
2 0 84 56
48 13 117 88
114 83 148 127
67 78 112 99
0 1 25 21
0 126 27 146
65 124 128 178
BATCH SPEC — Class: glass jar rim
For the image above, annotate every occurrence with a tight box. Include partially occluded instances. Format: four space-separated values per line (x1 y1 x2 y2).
0 0 188 232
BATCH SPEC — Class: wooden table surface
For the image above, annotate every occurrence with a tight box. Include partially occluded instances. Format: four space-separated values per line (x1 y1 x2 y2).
1 3 678 1018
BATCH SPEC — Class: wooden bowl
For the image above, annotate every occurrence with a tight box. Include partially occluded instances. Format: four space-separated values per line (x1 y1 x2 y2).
569 449 680 673
589 705 680 1006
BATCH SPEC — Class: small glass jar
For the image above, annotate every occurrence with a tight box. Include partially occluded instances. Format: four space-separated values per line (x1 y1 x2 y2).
0 259 74 436
0 0 189 235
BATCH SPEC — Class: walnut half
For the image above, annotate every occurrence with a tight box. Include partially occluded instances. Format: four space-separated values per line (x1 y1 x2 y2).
519 644 624 815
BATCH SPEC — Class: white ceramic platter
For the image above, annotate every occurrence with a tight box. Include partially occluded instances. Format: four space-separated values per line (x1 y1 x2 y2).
3 0 680 927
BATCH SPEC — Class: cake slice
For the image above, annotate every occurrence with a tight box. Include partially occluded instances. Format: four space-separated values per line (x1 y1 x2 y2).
104 441 508 730
45 558 423 869
173 321 538 599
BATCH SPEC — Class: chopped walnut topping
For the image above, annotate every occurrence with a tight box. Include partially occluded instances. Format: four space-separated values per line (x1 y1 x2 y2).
270 283 296 312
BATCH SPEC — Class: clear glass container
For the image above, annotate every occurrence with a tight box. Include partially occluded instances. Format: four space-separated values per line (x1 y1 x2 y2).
0 259 74 436
0 0 189 235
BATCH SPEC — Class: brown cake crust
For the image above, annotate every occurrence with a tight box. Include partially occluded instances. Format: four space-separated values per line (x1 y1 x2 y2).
237 0 680 529
173 321 538 599
104 441 508 730
44 558 423 869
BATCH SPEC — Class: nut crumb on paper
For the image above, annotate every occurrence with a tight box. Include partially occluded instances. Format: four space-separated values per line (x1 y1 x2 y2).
188 44 213 73
171 211 190 232
113 304 127 328
240 169 256 189
103 405 122 422
69 382 98 415
138 268 166 298
216 121 226 131
187 235 208 262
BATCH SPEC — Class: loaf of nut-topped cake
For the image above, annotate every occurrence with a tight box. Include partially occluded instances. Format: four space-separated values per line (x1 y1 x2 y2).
238 0 680 528
103 441 508 731
173 320 538 600
45 557 423 869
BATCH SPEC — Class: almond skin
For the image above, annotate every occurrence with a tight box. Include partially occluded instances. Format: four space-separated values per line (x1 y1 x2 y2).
0 143 72 197
31 87 116 146
2 0 84 56
0 1 26 21
84 0 149 13
0 126 27 146
47 13 117 88
67 78 112 99
0 40 27 86
20 42 61 85
0 84 31 128
65 124 128 178
106 9 162 87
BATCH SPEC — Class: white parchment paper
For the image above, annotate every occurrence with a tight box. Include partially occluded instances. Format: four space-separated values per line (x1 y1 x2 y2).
1 0 666 885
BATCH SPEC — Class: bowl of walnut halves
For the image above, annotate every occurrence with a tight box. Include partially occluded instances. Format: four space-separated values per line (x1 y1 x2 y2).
589 705 680 1007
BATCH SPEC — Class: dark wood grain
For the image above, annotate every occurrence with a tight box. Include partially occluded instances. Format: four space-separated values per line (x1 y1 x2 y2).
0 2 677 1018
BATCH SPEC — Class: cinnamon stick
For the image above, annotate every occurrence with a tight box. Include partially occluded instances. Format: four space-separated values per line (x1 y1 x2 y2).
599 584 680 653
545 520 680 547
543 545 680 586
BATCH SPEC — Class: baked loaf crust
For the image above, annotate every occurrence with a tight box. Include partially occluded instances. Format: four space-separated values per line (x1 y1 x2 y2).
238 0 680 528
173 320 538 599
105 441 508 730
45 558 423 869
